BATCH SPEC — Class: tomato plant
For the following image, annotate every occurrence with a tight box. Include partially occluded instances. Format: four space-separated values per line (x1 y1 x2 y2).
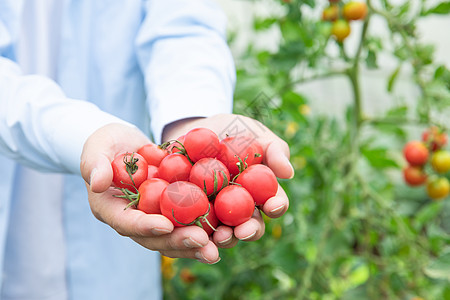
422 126 448 151
111 152 148 190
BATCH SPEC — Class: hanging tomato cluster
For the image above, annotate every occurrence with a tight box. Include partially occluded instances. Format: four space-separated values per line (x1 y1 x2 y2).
402 126 450 200
321 0 368 42
110 128 279 236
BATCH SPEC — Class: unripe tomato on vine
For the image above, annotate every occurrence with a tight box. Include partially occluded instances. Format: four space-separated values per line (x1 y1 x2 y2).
322 5 339 22
331 19 351 42
426 177 450 200
431 150 450 174
343 1 368 21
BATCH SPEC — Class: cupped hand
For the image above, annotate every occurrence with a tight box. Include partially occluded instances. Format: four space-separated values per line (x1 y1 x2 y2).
80 123 220 264
162 114 294 248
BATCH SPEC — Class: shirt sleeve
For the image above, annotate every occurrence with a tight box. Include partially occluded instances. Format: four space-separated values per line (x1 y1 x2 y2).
135 0 235 143
0 57 133 174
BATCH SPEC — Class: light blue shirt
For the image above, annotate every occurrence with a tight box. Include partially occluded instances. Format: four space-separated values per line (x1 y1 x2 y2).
0 0 235 299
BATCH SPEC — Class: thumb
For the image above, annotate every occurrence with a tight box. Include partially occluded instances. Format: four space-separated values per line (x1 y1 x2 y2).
263 140 294 179
80 123 150 193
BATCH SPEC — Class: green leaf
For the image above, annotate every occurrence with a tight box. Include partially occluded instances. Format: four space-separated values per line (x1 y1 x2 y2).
361 148 399 169
423 1 450 15
387 65 401 93
424 250 450 280
254 17 278 31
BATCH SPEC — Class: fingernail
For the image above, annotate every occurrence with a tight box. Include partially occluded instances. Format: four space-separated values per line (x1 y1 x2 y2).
239 231 256 241
270 204 286 215
183 237 204 248
285 157 295 179
195 252 220 264
89 168 97 189
217 235 233 246
151 228 172 236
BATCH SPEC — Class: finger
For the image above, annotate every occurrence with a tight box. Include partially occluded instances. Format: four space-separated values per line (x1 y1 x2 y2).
261 184 289 218
132 225 209 251
233 209 265 241
88 187 174 237
80 123 150 193
263 140 294 179
160 240 220 264
213 225 238 248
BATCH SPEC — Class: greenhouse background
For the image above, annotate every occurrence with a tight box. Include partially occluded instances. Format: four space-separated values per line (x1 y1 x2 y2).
162 1 450 299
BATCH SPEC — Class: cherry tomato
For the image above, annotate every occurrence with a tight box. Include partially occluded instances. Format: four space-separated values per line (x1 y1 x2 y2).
137 178 169 214
169 135 186 154
214 185 255 227
217 136 263 177
200 204 219 236
112 152 148 190
189 158 230 196
137 143 169 167
426 177 450 200
184 128 220 163
343 2 368 21
322 5 339 22
403 141 429 166
147 165 159 179
422 126 448 151
331 19 351 42
160 181 209 227
235 164 278 206
158 153 192 183
402 165 427 186
431 150 450 174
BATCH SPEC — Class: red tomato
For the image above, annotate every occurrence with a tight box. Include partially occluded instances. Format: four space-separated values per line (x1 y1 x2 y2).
214 185 255 227
217 136 263 177
402 166 427 187
160 181 209 227
137 178 169 214
112 152 148 190
147 165 159 179
200 204 219 236
158 153 192 183
235 164 278 206
169 135 186 154
189 158 230 196
403 141 429 166
137 143 169 167
184 128 220 163
422 126 448 151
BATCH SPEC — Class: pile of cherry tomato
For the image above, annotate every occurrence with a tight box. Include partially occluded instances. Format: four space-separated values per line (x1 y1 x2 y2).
403 126 450 200
321 0 368 42
111 128 278 236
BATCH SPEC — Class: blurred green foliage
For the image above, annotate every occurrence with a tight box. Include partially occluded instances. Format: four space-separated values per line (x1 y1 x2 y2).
163 0 450 299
